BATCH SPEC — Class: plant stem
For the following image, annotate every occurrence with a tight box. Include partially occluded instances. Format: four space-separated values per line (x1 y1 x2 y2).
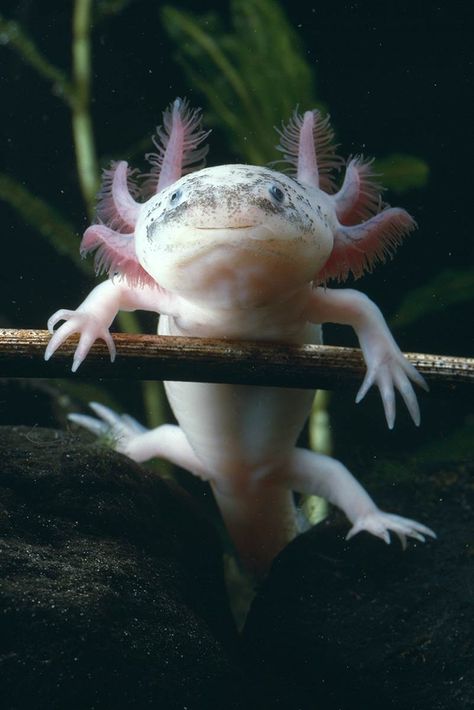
303 390 332 526
72 0 99 218
0 173 88 273
142 381 167 429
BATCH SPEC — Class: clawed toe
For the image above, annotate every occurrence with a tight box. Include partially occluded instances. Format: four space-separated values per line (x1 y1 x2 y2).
68 402 149 455
347 510 436 549
68 413 108 437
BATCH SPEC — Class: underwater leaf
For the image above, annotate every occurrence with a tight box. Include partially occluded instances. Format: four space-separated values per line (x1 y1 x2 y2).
374 153 429 193
94 0 135 23
230 0 316 116
162 0 320 164
162 7 258 157
162 1 430 191
163 7 254 114
0 173 90 274
392 268 474 328
0 10 99 216
0 13 74 105
417 414 474 462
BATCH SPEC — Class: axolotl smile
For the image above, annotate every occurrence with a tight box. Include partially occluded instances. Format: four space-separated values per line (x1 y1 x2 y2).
134 164 335 306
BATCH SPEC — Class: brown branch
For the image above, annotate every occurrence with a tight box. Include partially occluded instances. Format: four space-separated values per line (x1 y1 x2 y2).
0 329 472 393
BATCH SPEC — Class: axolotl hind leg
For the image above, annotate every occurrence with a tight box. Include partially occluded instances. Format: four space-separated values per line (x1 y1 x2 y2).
69 404 436 572
70 402 299 575
282 448 436 548
69 402 208 478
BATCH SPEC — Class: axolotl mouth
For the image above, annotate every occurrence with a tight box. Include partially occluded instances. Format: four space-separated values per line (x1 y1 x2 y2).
192 224 263 235
187 220 295 242
195 225 256 230
170 224 305 264
149 220 292 256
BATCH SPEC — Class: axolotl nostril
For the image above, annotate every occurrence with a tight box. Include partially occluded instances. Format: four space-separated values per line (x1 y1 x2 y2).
44 97 435 575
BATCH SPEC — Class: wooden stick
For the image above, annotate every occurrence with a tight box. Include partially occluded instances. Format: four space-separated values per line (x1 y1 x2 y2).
0 328 472 392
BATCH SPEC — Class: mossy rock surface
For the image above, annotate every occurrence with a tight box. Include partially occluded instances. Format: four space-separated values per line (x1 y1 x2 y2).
0 426 245 710
243 458 474 710
0 422 472 709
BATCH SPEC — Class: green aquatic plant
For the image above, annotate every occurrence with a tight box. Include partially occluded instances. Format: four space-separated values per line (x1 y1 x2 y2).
0 2 96 217
0 1 167 435
393 268 474 328
163 0 319 164
163 3 474 344
162 0 429 190
374 153 429 193
0 174 84 272
0 13 85 262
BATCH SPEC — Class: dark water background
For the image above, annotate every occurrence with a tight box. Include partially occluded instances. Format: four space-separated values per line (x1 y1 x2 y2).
0 0 472 461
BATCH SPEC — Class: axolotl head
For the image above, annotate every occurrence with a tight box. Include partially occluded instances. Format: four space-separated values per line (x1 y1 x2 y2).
134 164 335 307
82 102 416 306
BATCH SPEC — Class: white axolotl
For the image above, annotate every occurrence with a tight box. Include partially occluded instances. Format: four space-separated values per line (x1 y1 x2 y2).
45 98 435 574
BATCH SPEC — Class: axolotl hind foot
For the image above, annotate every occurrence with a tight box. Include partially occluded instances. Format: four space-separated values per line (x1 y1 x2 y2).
69 402 208 478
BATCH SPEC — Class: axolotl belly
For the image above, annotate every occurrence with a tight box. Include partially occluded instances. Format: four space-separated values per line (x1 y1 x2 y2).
149 164 325 479
161 320 318 484
45 99 435 574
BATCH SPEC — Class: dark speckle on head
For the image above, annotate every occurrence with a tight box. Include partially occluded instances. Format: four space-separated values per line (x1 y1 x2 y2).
146 221 157 243
145 198 164 221
250 195 284 216
140 164 330 238
157 200 191 227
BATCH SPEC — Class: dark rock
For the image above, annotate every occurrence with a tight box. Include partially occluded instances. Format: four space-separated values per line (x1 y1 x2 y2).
243 459 474 710
0 426 246 710
2 422 472 710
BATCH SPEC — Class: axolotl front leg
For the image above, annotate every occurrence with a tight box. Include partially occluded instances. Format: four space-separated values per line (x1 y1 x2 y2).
307 286 429 429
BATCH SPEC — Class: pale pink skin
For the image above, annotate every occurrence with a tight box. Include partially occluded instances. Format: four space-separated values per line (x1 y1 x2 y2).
45 99 434 574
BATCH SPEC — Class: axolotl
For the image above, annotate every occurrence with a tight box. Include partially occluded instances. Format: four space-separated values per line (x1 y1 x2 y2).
45 98 435 574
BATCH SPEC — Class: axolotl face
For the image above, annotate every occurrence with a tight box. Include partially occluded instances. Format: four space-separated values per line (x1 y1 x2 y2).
134 164 335 307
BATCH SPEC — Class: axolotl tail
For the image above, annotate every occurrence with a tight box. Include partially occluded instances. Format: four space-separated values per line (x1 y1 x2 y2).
211 480 298 576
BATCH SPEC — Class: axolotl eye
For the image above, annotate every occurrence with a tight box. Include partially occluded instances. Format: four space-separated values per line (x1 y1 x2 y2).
170 189 182 204
269 184 285 203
